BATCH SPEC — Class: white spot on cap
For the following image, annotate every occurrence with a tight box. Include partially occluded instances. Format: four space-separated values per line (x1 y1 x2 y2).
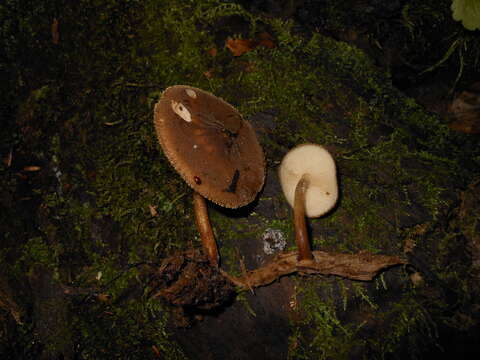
171 100 192 122
185 88 197 99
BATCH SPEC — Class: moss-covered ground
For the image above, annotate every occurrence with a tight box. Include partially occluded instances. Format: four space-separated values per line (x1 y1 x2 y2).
1 0 479 359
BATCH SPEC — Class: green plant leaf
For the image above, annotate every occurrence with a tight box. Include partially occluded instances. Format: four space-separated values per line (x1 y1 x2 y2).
451 0 480 30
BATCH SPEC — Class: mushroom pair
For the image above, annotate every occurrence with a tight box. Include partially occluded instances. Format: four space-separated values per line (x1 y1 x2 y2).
154 86 338 267
279 144 338 261
153 85 265 266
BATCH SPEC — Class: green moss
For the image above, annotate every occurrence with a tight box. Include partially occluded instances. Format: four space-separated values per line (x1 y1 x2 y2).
288 279 365 360
288 276 441 360
1 0 479 358
18 237 60 275
366 294 438 359
73 297 186 360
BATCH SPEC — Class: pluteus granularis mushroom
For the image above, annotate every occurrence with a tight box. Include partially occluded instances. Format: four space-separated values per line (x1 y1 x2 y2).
279 144 338 261
153 85 265 266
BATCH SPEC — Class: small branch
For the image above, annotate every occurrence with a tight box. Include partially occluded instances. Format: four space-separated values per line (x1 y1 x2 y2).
224 251 405 289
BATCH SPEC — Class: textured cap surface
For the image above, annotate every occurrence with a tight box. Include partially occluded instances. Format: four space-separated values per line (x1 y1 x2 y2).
154 85 265 208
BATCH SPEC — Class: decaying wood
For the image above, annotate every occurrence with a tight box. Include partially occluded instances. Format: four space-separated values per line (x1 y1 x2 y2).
152 248 405 309
151 249 234 309
223 250 405 289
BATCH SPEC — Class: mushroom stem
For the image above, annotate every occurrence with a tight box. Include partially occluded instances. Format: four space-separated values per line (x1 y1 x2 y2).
294 174 314 261
193 191 219 267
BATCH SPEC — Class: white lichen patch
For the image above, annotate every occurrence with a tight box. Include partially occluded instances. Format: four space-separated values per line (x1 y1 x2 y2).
185 88 197 98
171 100 192 122
262 228 286 255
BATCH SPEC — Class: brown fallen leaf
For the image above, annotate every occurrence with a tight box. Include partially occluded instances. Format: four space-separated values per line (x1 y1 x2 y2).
3 149 12 167
409 272 424 287
448 83 480 134
149 204 158 217
103 120 123 126
226 33 276 56
226 38 258 56
203 69 214 79
23 165 41 172
51 18 60 44
207 47 217 57
151 345 161 358
97 293 111 302
449 116 480 134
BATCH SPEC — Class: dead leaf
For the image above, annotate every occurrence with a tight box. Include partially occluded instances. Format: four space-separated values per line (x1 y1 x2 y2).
448 85 480 134
226 33 276 56
151 345 161 358
149 205 158 217
103 120 123 126
203 69 214 79
97 294 111 302
207 47 217 57
409 272 424 287
226 38 258 56
449 117 480 134
51 18 60 44
23 165 41 172
3 149 12 167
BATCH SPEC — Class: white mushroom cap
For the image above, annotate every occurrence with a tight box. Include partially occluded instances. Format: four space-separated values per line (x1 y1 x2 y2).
279 144 338 218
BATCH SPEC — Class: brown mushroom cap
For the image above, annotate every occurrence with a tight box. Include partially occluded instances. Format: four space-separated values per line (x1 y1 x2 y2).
154 85 265 208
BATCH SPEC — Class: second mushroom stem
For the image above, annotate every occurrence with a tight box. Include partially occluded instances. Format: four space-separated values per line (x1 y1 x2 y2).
294 174 314 261
193 191 219 267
